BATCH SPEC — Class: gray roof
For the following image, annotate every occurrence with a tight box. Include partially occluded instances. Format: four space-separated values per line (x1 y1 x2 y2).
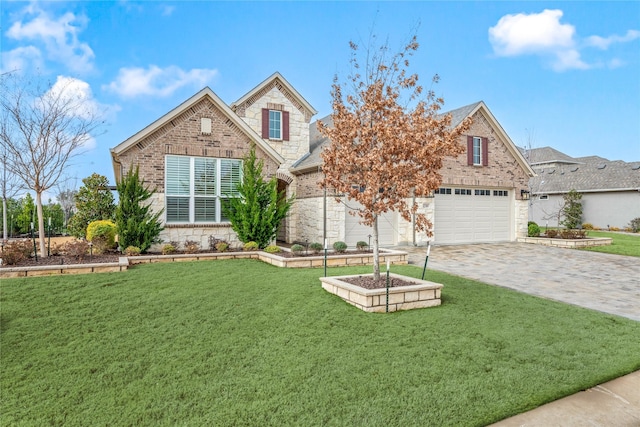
521 146 580 165
291 101 484 173
528 148 640 193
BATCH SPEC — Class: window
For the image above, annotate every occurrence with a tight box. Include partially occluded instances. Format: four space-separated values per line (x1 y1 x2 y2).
269 110 281 140
165 155 242 224
539 194 548 200
435 188 452 195
493 190 509 197
475 189 490 196
473 137 482 165
262 108 290 141
455 188 472 195
467 136 488 166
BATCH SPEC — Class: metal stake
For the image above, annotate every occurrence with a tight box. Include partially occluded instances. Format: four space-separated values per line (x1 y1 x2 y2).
324 238 327 277
386 259 390 313
421 241 431 280
47 217 51 256
30 222 38 262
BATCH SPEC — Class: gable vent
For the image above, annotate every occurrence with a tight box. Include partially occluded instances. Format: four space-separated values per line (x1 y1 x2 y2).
201 118 212 135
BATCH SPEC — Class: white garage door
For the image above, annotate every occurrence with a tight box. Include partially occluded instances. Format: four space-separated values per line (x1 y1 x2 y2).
344 203 396 247
434 187 512 244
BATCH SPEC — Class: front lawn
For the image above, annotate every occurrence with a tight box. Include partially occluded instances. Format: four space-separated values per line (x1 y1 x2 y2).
2 260 639 426
583 231 640 257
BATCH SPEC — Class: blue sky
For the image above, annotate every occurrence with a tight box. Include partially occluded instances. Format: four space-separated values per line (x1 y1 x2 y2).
2 1 639 194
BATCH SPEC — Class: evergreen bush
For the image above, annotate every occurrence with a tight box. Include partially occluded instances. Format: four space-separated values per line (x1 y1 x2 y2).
115 166 163 254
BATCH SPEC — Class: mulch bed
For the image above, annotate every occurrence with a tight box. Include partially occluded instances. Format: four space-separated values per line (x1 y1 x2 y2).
340 275 417 290
1 254 122 268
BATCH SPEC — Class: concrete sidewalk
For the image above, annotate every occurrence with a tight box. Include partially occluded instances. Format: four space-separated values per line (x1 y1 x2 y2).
490 370 640 426
395 242 640 426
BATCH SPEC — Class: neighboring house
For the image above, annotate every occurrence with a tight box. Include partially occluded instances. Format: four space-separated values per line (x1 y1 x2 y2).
110 73 534 249
522 146 640 229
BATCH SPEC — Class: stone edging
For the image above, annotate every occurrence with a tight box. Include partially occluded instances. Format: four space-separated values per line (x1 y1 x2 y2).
320 273 442 312
517 236 613 248
0 249 408 278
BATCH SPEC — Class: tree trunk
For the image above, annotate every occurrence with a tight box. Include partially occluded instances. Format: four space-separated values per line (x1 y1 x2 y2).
2 197 7 241
35 191 47 257
372 214 380 281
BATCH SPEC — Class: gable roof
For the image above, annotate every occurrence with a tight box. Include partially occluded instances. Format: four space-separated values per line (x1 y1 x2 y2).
110 87 284 182
520 146 581 166
529 150 640 194
292 101 535 177
230 72 317 120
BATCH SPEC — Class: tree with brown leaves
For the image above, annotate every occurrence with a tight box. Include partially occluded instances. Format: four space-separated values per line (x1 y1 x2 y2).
318 36 471 280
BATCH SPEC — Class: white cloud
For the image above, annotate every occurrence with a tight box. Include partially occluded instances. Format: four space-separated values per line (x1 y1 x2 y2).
489 9 588 71
161 5 176 16
44 76 101 120
5 6 94 74
104 65 218 98
1 46 43 74
585 30 640 50
489 9 639 72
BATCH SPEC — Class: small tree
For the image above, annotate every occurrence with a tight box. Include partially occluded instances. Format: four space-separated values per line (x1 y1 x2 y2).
0 74 104 256
115 166 163 253
224 146 294 248
319 35 471 280
67 173 115 238
560 189 582 229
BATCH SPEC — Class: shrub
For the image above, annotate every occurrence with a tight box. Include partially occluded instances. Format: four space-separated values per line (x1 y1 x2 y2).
184 240 200 254
162 244 176 255
309 242 323 254
1 240 32 265
49 242 64 256
115 166 164 254
356 241 369 250
243 241 259 251
124 246 141 256
223 146 294 248
64 240 89 259
264 245 281 254
545 229 558 238
581 223 594 230
527 223 540 237
215 241 229 252
628 218 640 233
208 235 224 252
291 244 305 255
333 241 348 253
86 220 117 254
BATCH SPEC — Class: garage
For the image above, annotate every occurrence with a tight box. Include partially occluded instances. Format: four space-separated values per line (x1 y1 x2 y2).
344 203 397 247
434 187 512 244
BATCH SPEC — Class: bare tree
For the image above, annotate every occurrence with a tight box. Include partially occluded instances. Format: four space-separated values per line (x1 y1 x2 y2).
0 74 104 256
55 175 78 233
319 35 470 280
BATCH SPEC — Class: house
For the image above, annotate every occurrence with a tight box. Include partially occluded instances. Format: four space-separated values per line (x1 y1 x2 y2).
523 146 640 229
110 73 534 249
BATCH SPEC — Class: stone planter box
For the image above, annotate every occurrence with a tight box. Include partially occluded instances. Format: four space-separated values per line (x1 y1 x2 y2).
260 248 407 268
320 273 443 313
0 257 130 278
0 249 408 278
517 236 612 248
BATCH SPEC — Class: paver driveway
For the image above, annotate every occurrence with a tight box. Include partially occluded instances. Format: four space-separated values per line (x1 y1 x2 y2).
397 242 640 322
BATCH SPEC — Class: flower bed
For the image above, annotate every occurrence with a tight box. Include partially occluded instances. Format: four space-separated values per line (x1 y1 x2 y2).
320 273 442 313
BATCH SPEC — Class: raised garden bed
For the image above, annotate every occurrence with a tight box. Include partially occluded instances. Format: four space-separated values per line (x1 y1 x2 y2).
0 248 408 278
518 236 613 248
320 273 442 313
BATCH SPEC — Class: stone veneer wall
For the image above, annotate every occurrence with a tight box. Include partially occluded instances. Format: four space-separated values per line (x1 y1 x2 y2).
236 86 311 169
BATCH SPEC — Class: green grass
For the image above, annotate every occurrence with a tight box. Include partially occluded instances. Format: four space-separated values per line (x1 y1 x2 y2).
582 231 640 257
2 260 639 426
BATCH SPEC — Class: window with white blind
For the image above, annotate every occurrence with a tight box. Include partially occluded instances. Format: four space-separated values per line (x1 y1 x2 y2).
165 155 242 223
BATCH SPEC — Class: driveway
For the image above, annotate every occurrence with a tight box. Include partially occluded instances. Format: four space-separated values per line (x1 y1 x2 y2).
396 242 640 322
